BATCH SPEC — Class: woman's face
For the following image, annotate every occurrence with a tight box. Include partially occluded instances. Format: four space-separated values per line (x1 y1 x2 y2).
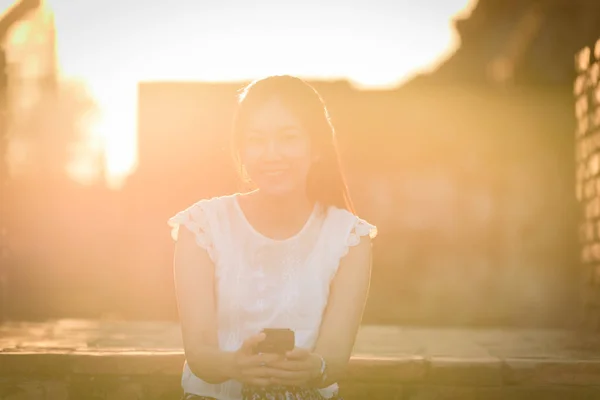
238 98 313 197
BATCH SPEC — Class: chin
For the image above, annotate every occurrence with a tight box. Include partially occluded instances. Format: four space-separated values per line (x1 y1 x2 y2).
256 183 300 198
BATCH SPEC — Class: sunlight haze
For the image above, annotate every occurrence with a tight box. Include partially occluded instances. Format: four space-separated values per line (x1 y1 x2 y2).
3 0 476 188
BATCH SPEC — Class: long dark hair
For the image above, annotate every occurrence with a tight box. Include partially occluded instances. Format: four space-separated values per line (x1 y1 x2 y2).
231 75 355 213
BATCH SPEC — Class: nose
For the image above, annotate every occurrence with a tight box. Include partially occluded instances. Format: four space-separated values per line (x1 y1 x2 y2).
263 138 282 160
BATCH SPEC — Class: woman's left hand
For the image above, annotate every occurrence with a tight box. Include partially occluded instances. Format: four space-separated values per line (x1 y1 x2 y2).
264 347 322 386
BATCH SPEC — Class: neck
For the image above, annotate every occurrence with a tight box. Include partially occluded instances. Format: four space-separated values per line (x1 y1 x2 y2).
237 189 316 240
253 189 313 218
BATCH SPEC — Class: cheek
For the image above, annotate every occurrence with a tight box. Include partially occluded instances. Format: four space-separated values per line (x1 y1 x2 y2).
239 146 261 171
282 136 311 159
285 143 312 175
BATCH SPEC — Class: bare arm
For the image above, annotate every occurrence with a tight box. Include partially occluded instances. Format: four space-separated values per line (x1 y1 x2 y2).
313 234 373 385
173 227 235 384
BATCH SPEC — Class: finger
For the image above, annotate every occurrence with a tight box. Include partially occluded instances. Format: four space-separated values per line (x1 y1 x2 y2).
241 367 271 379
266 359 308 371
240 333 266 353
259 352 283 361
238 353 282 368
265 367 309 381
269 371 311 386
285 347 310 360
244 377 271 387
270 377 305 386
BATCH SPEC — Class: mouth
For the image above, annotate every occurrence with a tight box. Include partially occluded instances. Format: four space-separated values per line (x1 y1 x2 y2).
262 169 287 177
260 167 289 177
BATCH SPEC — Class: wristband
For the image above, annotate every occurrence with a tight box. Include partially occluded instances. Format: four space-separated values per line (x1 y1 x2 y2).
311 354 328 387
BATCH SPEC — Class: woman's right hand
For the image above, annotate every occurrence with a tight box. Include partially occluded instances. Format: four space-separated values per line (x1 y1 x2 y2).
231 333 282 387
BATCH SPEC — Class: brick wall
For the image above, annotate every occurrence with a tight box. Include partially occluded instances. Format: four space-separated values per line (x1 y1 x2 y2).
575 38 600 330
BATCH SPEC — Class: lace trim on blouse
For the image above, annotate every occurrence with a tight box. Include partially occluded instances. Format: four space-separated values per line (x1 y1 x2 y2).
344 217 378 254
168 201 217 263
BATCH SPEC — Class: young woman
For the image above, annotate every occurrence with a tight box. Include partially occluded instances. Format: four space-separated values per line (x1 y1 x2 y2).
169 75 377 400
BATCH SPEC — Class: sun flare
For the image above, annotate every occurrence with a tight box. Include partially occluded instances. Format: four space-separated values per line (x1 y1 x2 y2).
9 0 476 188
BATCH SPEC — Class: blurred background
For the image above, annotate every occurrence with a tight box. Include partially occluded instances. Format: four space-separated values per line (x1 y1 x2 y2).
0 0 599 328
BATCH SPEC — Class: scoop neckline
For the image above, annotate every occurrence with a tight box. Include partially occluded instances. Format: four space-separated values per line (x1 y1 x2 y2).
232 193 319 243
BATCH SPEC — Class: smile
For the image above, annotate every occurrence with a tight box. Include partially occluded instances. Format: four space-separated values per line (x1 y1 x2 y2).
263 170 287 177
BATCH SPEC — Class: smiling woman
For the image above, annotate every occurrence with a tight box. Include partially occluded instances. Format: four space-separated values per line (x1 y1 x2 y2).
169 75 377 400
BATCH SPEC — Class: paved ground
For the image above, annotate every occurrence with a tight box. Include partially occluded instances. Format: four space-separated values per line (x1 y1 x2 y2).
3 319 600 360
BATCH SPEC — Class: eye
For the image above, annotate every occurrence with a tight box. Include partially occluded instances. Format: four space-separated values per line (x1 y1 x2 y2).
245 133 266 145
280 129 303 142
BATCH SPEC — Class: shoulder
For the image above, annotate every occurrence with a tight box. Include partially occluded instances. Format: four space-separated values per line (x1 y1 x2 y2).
321 205 377 262
323 205 378 243
169 194 237 222
167 193 239 244
178 193 237 214
318 205 375 281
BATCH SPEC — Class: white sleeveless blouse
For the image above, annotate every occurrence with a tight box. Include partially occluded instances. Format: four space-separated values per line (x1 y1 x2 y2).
168 194 377 400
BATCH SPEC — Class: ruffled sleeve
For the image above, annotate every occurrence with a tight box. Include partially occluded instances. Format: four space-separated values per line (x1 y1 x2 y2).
168 201 217 263
323 208 377 283
342 216 378 256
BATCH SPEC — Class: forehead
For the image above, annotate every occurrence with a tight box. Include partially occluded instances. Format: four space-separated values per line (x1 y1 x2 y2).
243 98 303 133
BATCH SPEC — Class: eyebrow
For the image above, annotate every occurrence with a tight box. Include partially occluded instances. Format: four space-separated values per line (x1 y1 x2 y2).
279 126 302 132
247 125 302 134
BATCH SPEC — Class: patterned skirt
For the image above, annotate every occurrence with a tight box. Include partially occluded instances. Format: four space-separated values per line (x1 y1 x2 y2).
182 385 343 400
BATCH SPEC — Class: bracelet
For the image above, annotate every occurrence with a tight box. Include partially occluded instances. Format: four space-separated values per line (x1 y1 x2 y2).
311 354 328 387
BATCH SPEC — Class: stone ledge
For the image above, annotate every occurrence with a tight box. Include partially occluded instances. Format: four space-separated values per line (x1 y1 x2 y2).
4 378 600 400
4 321 600 398
503 358 600 386
399 385 600 400
0 375 180 400
428 357 503 386
0 352 185 375
4 351 600 386
345 354 427 383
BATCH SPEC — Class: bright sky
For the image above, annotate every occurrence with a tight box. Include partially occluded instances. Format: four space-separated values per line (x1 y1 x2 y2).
3 0 476 188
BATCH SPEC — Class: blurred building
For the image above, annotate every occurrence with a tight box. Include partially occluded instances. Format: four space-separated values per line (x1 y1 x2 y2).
116 0 599 325
414 0 600 86
5 0 600 327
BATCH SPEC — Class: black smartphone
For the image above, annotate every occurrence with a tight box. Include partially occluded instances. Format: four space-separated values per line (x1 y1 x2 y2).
255 328 295 354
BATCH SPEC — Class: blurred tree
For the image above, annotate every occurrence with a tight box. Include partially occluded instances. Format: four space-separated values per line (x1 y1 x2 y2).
4 3 101 181
6 80 99 180
0 0 43 322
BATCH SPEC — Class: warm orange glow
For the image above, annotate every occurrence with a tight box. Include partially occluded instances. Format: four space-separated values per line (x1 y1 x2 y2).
43 0 475 188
